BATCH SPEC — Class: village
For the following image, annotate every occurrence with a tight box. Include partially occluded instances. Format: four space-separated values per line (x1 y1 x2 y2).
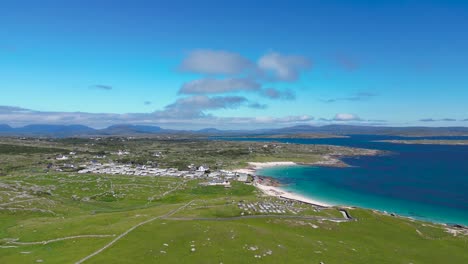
75 161 250 187
50 149 252 188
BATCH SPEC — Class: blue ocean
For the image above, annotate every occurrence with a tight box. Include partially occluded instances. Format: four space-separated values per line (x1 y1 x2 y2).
219 135 468 225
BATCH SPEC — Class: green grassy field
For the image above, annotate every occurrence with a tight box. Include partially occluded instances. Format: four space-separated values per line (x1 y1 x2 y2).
0 138 467 263
1 173 467 264
0 137 380 171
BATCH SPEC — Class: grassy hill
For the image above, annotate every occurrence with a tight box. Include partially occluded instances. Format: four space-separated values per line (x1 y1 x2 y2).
0 138 466 263
0 173 467 263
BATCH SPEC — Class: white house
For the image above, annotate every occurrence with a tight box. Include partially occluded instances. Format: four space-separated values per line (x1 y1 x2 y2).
208 180 231 187
116 150 130 156
237 173 249 182
197 165 209 172
56 155 69 160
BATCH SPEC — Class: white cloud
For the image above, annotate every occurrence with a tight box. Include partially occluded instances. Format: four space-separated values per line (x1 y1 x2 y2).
0 104 314 129
258 52 311 81
176 50 311 111
158 95 252 118
333 113 361 121
179 49 253 75
0 50 314 129
251 115 313 123
179 49 311 82
320 92 378 103
179 78 261 94
260 88 295 100
178 78 295 101
0 106 32 113
90 84 113 90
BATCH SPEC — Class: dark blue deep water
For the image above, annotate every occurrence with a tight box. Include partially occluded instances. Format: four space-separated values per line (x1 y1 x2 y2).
217 135 468 225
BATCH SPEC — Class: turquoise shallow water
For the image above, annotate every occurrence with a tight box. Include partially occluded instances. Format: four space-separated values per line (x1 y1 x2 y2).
259 165 468 225
219 135 468 225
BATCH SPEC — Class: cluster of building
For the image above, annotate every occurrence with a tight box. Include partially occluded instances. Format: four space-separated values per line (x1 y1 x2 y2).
55 152 77 161
77 162 251 184
238 200 304 215
114 150 130 156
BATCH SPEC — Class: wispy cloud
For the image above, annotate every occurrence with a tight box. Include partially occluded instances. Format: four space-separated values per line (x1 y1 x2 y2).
179 49 311 83
0 106 31 113
0 104 314 129
177 50 309 105
367 119 387 123
251 115 314 124
320 92 377 103
0 49 342 129
333 113 361 121
318 115 385 124
179 49 253 75
157 95 255 119
419 118 457 122
260 88 295 100
247 102 268 109
179 78 261 94
333 53 359 71
0 106 388 129
90 84 113 90
178 79 296 101
257 52 311 82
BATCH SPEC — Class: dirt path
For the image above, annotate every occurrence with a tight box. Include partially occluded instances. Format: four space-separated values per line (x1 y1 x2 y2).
7 235 116 245
147 180 186 202
0 207 55 215
159 181 186 197
0 198 42 206
75 200 195 264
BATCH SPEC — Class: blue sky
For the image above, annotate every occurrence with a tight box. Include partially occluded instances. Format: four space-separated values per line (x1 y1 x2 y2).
1 0 467 129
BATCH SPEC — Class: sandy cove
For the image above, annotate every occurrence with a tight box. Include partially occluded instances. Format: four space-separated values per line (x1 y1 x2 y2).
233 161 297 175
235 162 332 207
254 182 331 207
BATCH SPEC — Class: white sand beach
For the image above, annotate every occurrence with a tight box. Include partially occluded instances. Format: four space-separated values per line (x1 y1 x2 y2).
249 161 297 169
254 182 331 207
233 161 297 174
235 161 332 207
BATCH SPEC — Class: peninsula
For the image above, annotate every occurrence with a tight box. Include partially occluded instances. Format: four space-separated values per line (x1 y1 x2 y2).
377 139 468 145
0 137 467 263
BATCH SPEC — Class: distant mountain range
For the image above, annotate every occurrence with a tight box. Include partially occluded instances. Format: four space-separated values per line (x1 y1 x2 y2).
1 124 468 137
0 124 163 137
